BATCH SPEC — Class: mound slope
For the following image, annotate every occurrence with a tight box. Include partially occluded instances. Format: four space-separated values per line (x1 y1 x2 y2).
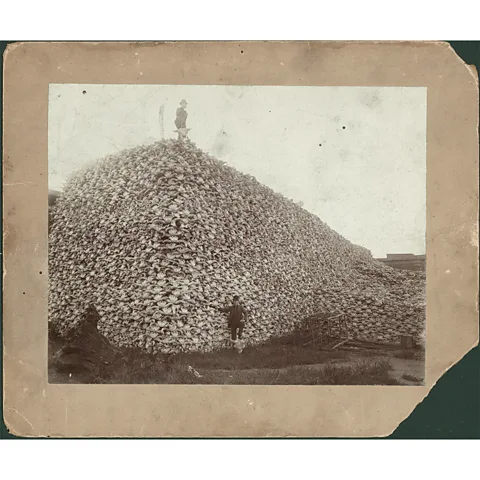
49 140 425 352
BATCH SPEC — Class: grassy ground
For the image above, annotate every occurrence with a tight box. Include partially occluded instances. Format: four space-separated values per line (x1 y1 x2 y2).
49 330 425 386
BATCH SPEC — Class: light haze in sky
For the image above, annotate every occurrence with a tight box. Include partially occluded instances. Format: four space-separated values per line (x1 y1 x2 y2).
48 84 426 258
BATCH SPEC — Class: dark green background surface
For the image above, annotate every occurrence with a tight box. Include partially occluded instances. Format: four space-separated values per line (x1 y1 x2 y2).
1 40 479 439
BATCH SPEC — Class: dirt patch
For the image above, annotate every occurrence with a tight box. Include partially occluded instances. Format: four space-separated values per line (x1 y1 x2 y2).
389 357 425 385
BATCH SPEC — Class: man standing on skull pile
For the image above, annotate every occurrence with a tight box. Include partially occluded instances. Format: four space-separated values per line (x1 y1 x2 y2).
174 99 189 141
219 295 248 353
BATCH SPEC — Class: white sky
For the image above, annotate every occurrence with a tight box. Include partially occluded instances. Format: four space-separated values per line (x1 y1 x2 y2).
48 84 426 258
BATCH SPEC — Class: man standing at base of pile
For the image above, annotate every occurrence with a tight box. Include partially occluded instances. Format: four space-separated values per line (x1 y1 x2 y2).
219 295 248 353
174 99 189 140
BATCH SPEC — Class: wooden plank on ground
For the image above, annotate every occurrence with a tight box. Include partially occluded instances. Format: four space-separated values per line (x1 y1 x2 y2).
331 338 349 350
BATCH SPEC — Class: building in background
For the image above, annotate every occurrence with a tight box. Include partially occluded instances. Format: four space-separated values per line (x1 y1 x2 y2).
49 189 62 207
48 189 62 232
376 253 426 272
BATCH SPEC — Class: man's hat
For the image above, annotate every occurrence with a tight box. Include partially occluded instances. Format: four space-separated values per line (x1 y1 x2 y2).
180 99 188 105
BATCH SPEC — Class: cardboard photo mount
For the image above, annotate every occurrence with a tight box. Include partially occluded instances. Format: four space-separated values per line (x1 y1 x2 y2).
2 41 479 438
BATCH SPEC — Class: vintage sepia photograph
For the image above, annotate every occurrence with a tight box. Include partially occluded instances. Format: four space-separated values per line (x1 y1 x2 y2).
47 84 426 385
